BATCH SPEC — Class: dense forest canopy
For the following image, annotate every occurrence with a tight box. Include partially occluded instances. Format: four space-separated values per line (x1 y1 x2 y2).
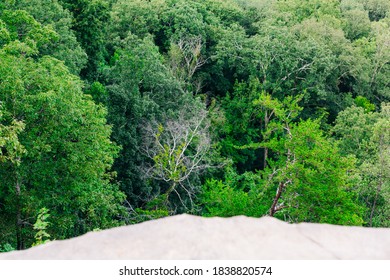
0 0 389 251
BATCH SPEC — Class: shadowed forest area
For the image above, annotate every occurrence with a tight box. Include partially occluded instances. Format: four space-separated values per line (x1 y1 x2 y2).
1 0 389 251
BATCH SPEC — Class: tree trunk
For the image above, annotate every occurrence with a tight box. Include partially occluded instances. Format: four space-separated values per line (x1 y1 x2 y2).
263 112 269 169
269 181 285 217
369 134 385 227
15 176 24 250
263 147 268 170
164 182 177 206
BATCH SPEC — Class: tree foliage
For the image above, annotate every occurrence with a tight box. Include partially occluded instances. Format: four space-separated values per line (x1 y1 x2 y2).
0 14 125 249
11 0 88 74
1 0 390 251
334 104 390 226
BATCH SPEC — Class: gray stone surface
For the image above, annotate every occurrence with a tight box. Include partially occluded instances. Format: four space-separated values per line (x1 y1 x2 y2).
1 214 389 259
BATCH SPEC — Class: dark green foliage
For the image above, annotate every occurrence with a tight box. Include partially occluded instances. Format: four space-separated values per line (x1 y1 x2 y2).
205 90 365 225
333 104 390 226
104 33 208 211
104 34 174 205
272 119 363 225
9 0 88 74
59 0 110 80
0 243 14 253
202 168 271 217
215 81 264 172
0 16 126 248
85 81 109 105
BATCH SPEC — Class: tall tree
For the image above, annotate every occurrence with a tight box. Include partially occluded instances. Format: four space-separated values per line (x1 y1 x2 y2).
0 14 125 249
9 0 88 75
141 105 211 212
59 0 110 80
333 103 390 226
262 118 363 225
104 34 208 210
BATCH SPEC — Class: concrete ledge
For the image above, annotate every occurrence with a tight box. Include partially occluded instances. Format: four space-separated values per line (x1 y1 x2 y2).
1 214 389 259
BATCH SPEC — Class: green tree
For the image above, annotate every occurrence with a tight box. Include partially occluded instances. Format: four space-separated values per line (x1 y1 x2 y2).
266 118 363 225
341 0 371 41
215 81 264 173
32 208 51 247
59 0 110 80
5 0 88 75
0 9 58 55
108 0 257 96
359 0 390 21
350 19 390 105
202 166 271 218
333 104 390 226
0 16 125 249
104 33 208 211
214 17 350 120
251 93 362 224
0 105 25 165
109 0 166 40
365 104 390 226
333 106 380 164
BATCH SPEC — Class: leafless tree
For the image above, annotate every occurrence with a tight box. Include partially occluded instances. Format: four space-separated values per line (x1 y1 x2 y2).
168 35 207 82
141 106 211 210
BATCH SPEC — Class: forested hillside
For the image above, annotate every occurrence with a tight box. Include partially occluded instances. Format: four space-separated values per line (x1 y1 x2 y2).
1 0 389 251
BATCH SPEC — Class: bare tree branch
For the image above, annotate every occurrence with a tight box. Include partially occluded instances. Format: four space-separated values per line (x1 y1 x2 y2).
140 106 211 210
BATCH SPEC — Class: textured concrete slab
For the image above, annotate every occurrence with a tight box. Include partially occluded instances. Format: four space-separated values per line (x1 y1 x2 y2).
1 214 389 259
